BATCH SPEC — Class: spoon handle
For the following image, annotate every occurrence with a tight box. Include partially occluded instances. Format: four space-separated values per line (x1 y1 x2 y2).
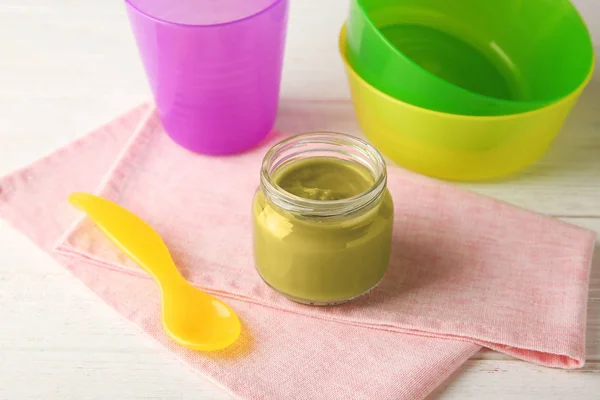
68 192 185 287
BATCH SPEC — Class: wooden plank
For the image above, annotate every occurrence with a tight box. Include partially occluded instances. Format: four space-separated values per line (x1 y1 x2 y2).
428 360 600 400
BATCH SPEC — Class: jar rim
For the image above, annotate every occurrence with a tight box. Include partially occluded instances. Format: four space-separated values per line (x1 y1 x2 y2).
259 131 388 217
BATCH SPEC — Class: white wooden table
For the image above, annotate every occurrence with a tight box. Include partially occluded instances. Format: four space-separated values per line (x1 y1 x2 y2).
0 1 598 398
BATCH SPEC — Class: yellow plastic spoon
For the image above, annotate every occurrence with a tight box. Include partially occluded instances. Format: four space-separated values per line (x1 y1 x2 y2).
68 192 241 351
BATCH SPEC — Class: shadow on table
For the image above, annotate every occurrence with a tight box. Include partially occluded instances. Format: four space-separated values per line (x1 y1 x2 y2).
524 75 600 176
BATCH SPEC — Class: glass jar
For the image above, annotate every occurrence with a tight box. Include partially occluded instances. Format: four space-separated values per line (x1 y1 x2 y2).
252 132 394 306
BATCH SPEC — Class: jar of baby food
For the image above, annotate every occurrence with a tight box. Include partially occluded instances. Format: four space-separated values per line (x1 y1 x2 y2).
252 132 394 305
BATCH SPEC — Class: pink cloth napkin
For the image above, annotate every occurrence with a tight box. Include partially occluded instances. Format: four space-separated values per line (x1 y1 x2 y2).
0 104 595 399
56 106 595 368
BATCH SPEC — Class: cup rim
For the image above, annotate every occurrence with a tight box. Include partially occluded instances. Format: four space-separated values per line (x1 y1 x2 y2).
339 24 596 121
124 0 286 28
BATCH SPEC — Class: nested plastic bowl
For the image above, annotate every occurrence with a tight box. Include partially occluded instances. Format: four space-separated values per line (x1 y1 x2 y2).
346 0 594 116
339 25 593 181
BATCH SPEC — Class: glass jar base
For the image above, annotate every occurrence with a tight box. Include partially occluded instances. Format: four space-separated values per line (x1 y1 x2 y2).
257 272 382 306
278 291 369 306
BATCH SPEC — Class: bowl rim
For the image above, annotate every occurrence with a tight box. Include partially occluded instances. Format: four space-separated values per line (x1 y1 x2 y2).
339 24 596 121
349 0 595 108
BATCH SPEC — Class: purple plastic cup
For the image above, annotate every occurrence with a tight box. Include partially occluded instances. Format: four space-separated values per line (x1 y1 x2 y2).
124 0 289 155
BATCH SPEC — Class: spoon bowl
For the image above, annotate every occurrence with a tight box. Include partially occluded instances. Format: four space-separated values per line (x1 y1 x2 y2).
162 280 241 350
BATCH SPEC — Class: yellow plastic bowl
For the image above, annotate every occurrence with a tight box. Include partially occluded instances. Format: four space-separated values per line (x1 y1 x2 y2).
339 25 594 181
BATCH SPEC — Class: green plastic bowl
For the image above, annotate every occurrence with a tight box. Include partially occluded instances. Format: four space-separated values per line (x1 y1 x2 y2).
346 0 594 116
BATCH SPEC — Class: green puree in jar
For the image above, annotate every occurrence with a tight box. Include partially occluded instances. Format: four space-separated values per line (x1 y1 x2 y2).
252 156 394 305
